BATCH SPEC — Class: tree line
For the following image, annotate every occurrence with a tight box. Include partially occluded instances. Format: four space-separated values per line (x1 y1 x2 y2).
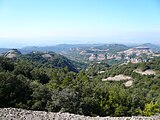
0 55 160 117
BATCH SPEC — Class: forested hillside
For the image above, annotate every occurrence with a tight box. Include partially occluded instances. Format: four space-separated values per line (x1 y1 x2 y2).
0 55 160 117
19 52 79 72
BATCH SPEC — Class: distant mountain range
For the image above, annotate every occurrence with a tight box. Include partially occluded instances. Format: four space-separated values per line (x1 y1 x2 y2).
135 43 160 53
0 48 10 53
0 43 160 70
20 44 102 53
0 43 159 54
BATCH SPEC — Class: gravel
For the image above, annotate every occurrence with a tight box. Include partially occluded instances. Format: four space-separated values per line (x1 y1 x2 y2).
0 108 159 120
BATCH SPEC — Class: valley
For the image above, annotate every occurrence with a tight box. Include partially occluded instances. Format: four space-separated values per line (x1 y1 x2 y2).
61 43 160 65
0 44 160 117
1 0 160 119
1 43 160 65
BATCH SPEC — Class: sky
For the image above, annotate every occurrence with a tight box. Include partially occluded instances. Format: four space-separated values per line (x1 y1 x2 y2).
0 0 160 48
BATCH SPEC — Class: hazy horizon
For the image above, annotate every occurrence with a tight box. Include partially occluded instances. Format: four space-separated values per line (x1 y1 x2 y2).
0 0 160 48
0 40 160 49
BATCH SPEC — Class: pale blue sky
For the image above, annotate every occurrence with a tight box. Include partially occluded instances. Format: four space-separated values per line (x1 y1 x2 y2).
0 0 160 47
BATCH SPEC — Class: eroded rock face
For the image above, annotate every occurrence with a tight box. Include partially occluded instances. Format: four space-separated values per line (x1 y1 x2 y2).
4 49 21 59
124 80 133 87
102 74 133 81
134 69 156 75
42 53 53 60
0 108 159 120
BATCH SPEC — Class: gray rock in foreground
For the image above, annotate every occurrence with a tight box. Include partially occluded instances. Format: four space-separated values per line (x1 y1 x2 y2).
0 108 159 120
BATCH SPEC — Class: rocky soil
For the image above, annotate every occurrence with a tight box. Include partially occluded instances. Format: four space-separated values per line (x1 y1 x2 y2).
0 108 159 120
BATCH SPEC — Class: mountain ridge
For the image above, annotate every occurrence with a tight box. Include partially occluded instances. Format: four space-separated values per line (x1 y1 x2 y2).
135 43 160 52
0 43 159 54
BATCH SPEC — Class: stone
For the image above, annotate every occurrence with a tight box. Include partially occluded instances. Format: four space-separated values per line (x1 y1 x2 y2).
0 108 159 120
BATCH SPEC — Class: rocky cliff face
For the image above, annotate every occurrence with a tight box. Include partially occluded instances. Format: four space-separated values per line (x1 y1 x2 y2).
0 108 159 120
4 49 21 59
